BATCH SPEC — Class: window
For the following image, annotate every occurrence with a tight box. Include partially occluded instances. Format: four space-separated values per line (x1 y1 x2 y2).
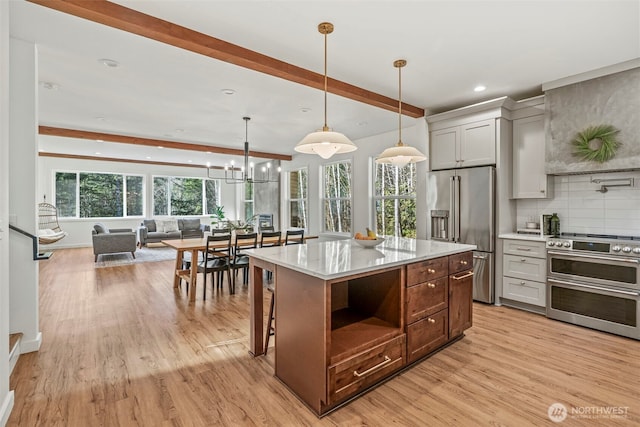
152 176 220 216
243 181 254 221
288 168 308 229
373 162 417 238
323 161 352 233
54 171 144 218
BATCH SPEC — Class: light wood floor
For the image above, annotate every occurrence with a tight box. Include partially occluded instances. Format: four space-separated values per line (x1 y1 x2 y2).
8 247 640 426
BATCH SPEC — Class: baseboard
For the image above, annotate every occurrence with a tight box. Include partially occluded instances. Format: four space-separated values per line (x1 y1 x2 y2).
8 338 20 375
0 390 14 427
19 332 42 354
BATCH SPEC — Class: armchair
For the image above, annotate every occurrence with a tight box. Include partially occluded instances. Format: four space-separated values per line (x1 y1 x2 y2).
92 223 137 262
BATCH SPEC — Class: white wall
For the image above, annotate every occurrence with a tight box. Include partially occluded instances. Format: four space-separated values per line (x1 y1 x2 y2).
38 155 241 249
282 118 429 239
516 170 640 236
8 38 41 355
0 2 14 425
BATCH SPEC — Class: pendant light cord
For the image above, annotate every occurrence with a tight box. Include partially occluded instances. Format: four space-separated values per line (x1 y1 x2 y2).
323 30 328 131
398 63 402 146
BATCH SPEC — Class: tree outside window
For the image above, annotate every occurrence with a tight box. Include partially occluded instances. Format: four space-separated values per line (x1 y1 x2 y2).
374 162 417 238
323 161 352 233
55 171 143 218
152 176 220 216
244 181 254 221
288 168 308 229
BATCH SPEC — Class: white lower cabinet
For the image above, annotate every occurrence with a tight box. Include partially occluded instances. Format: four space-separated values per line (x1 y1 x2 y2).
501 238 546 308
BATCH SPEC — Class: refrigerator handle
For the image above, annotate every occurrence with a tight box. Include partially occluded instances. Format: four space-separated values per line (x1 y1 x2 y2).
454 175 461 242
449 176 456 242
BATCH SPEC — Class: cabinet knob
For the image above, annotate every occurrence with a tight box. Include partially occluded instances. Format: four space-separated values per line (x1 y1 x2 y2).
460 260 468 265
520 258 526 262
427 318 436 324
540 190 545 193
520 281 526 285
427 282 436 288
427 268 436 274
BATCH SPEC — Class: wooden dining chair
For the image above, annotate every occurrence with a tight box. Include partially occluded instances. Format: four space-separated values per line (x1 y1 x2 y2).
285 229 304 245
230 232 258 292
197 234 232 299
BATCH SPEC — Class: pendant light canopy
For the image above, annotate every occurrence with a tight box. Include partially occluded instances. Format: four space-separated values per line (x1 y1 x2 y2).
376 59 426 167
295 22 357 160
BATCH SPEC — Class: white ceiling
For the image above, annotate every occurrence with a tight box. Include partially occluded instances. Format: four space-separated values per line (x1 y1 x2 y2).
9 0 640 168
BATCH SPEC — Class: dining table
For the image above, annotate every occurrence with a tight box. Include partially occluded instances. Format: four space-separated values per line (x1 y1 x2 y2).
162 232 315 302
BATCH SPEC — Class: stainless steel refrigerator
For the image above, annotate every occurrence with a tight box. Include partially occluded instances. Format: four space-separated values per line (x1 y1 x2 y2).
426 166 495 303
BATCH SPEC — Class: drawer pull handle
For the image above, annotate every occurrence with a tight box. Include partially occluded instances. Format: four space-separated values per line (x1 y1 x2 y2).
520 281 526 285
452 271 474 280
353 356 392 378
520 258 526 262
427 268 436 274
460 260 468 265
516 247 531 251
427 282 436 288
427 317 436 324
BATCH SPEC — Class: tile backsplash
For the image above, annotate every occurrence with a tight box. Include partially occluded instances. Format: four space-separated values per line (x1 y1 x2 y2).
516 170 640 237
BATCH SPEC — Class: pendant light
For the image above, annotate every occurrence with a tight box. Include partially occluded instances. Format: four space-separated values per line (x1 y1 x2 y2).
295 22 357 160
376 59 426 167
208 117 280 183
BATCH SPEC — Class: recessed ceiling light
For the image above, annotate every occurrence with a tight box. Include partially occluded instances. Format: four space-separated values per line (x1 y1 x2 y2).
39 81 59 90
38 148 45 152
474 85 487 92
95 152 102 155
206 151 212 154
146 156 151 160
187 160 193 163
96 139 104 143
157 146 164 149
221 88 235 95
98 58 120 68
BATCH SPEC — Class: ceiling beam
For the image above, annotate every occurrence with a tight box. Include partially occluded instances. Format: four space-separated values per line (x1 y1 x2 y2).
27 0 425 119
39 126 292 161
39 152 227 170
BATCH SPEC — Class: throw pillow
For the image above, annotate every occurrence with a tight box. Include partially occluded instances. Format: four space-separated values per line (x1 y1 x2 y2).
94 223 109 234
164 218 179 232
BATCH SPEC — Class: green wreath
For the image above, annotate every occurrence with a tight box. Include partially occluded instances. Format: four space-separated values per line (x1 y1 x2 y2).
571 124 620 163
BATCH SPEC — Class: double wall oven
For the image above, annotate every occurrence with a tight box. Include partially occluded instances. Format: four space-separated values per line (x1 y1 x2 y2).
546 235 640 340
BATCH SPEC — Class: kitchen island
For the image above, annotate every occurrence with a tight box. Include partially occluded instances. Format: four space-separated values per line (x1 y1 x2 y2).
246 237 476 416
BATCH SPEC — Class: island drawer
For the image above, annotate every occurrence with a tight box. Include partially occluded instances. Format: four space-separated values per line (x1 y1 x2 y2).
328 334 406 404
406 309 448 363
406 256 448 286
449 251 473 275
406 277 448 323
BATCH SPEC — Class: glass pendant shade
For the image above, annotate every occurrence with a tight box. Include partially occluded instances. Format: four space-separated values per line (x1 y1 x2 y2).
376 143 427 167
296 129 357 159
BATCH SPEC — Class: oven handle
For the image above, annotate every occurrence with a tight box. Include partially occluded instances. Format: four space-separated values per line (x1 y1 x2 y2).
547 250 640 265
548 278 640 297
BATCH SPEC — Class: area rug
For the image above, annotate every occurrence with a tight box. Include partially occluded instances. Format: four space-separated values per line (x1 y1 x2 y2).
94 245 177 268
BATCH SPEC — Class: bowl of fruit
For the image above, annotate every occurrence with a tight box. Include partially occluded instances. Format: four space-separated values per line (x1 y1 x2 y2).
353 229 385 248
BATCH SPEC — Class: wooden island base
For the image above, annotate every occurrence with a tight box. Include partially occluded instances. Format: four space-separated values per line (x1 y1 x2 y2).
248 239 474 416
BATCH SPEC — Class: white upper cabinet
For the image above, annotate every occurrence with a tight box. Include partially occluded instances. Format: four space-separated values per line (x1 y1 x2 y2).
512 114 552 199
430 119 496 170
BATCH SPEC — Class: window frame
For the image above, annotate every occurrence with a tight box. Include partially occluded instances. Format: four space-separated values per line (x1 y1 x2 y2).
151 175 221 217
372 161 417 238
53 170 145 219
287 167 308 230
321 160 353 235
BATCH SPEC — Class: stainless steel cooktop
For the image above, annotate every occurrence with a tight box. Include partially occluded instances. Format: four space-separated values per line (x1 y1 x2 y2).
546 233 640 257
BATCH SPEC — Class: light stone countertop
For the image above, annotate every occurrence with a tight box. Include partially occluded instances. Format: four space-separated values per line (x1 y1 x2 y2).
245 237 476 281
499 232 549 242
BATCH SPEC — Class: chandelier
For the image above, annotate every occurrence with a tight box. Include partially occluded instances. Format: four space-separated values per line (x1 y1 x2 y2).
376 59 427 167
207 117 280 183
294 22 357 159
